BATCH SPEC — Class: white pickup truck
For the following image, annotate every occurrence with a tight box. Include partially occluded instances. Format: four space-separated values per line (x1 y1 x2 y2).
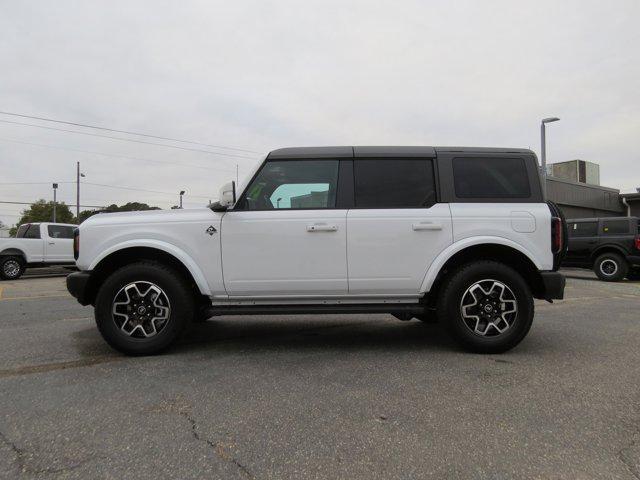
67 146 567 355
0 222 77 280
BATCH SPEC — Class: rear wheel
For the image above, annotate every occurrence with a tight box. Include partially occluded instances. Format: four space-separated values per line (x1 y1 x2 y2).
0 256 25 280
94 261 194 355
594 252 628 282
437 261 534 353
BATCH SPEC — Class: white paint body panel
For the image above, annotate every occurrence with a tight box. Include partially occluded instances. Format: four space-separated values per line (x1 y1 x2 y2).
0 223 75 264
76 203 554 303
418 203 553 293
221 209 348 296
347 204 453 294
77 209 225 296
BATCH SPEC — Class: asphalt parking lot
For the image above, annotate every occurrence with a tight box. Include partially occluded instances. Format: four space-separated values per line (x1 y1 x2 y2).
0 271 639 479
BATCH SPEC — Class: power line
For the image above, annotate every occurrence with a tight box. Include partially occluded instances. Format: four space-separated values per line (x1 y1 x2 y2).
0 200 106 208
0 119 256 160
0 110 261 154
0 181 71 186
80 181 211 199
0 180 210 200
0 137 238 173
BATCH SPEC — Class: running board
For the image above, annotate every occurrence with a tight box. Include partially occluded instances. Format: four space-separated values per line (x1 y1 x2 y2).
203 303 427 317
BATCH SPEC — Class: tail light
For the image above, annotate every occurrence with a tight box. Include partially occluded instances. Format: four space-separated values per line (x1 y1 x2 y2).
635 235 640 251
73 228 80 260
551 217 563 254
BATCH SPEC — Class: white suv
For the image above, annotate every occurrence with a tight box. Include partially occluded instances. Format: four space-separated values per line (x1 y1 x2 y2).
67 146 566 355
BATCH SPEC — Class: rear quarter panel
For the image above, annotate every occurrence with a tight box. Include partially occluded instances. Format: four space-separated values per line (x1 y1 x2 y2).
449 203 553 269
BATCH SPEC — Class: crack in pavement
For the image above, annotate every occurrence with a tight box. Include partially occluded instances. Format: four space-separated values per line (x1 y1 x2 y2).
0 355 122 379
148 397 255 479
0 429 97 475
180 410 256 480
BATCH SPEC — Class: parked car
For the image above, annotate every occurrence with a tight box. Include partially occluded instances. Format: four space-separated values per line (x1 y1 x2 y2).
67 146 566 355
0 222 77 280
563 216 640 281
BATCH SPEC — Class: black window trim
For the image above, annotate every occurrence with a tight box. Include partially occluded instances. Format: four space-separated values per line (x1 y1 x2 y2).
351 157 440 210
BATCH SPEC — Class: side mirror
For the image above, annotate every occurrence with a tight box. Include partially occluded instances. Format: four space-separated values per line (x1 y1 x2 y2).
211 181 236 212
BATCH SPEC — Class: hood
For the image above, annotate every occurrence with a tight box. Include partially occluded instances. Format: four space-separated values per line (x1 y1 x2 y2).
80 208 217 228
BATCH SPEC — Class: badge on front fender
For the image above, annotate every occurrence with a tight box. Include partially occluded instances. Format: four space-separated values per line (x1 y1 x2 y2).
206 226 217 235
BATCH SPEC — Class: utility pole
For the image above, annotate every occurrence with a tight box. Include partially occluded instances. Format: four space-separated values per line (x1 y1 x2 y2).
540 117 560 199
52 183 58 222
76 162 80 221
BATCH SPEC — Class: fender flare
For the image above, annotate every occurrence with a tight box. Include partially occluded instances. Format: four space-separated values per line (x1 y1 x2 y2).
88 239 211 296
591 244 628 261
419 236 543 293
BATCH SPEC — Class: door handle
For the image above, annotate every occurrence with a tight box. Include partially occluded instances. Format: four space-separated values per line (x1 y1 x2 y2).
307 224 338 232
48 242 55 245
412 222 442 231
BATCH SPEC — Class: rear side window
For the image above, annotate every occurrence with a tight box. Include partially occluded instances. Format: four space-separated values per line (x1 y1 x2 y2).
602 220 629 235
47 225 75 239
354 159 436 208
569 221 598 237
453 157 530 198
23 224 41 239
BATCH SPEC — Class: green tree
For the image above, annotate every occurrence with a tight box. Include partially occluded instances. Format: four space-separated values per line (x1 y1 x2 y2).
78 202 161 223
14 200 75 230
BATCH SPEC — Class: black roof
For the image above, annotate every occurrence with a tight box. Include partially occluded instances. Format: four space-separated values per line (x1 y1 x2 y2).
267 146 533 159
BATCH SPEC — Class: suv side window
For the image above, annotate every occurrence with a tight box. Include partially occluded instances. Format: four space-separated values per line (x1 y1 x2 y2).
354 159 436 208
47 225 75 239
602 220 629 235
569 221 598 237
453 157 530 198
239 160 339 210
24 224 41 239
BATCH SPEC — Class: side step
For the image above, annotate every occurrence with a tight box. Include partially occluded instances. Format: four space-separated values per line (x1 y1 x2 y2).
203 303 427 317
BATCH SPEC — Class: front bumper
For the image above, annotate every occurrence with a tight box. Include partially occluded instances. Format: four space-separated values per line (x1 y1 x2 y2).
540 271 565 300
66 271 92 306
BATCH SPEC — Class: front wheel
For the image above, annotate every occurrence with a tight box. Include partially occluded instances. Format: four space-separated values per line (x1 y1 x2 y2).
0 256 25 280
94 261 194 355
437 261 534 354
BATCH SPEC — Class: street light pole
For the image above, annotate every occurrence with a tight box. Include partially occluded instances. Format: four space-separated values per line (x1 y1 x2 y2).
540 117 560 199
52 183 58 222
76 162 85 222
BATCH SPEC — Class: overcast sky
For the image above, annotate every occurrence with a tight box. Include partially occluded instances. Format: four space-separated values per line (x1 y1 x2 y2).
1 0 639 226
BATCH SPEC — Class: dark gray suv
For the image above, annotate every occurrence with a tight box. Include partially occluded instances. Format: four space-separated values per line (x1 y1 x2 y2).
563 217 640 281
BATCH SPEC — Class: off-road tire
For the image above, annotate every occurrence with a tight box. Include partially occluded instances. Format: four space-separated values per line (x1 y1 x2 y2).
94 261 194 355
437 260 534 354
